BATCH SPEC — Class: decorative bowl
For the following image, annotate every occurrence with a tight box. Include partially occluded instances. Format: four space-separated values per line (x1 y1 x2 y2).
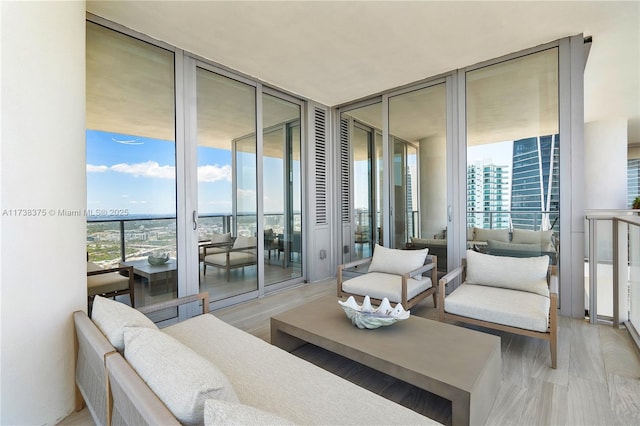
338 295 410 329
148 254 170 265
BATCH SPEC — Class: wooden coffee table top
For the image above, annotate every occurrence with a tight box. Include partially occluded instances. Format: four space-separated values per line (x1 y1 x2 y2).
271 294 501 426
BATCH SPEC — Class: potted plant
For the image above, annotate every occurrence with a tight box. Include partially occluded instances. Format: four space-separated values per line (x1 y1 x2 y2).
633 196 640 210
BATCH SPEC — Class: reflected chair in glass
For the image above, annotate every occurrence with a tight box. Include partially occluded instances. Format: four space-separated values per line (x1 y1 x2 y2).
87 261 135 311
203 236 258 281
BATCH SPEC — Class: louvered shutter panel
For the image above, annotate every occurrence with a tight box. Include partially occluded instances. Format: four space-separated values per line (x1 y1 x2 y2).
340 118 351 223
314 107 327 225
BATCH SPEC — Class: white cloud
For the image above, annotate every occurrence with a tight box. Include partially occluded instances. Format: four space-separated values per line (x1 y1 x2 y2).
111 161 175 179
197 164 232 183
86 164 108 173
237 188 256 198
88 161 234 183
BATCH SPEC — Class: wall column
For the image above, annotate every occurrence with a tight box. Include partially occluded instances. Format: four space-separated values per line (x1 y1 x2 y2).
1 1 86 424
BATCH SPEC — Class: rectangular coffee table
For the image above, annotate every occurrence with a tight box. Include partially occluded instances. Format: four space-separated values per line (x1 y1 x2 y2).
271 295 501 426
120 259 177 296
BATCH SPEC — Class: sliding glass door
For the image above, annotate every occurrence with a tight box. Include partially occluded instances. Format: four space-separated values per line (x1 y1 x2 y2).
389 84 448 274
339 102 383 263
196 68 258 302
86 22 180 319
262 93 303 286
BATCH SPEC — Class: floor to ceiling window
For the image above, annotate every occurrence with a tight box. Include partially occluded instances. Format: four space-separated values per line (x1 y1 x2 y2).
87 19 307 313
389 83 448 272
262 93 303 286
339 102 383 263
196 68 258 302
465 48 560 267
86 21 179 316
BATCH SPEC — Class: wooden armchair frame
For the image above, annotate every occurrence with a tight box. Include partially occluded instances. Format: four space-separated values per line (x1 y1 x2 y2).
87 265 135 309
203 245 258 281
337 255 438 310
438 259 558 368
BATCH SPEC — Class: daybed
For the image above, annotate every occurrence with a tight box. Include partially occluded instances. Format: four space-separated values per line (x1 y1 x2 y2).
438 250 558 368
75 293 439 425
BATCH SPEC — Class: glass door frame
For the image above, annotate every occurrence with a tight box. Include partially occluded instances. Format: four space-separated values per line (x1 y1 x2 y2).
383 77 453 268
184 58 307 310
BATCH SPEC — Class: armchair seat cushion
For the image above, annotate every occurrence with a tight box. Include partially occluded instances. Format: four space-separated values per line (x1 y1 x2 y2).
445 283 550 332
341 272 432 303
87 262 130 296
204 252 256 267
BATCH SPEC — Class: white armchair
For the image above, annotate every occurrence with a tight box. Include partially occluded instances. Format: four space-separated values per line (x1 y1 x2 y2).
337 244 437 310
439 250 558 368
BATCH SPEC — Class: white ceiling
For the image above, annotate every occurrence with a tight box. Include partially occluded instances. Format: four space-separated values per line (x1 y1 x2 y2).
87 0 640 143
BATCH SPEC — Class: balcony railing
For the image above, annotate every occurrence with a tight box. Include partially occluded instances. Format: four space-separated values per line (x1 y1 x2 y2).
87 213 299 268
585 210 640 335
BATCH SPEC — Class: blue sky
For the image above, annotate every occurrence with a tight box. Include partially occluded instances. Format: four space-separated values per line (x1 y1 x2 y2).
87 130 298 216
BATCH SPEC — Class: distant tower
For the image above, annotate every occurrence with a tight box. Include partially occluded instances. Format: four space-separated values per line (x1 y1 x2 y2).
629 158 640 208
467 161 510 229
510 134 560 231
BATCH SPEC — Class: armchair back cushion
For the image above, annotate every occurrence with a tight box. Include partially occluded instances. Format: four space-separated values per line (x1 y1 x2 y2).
368 244 428 277
210 232 232 244
465 250 550 297
232 236 257 250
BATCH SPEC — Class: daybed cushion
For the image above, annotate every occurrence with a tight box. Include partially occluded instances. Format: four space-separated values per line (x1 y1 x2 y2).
511 229 555 251
341 272 432 303
124 326 239 426
465 250 550 297
473 227 509 243
164 314 436 425
368 244 428 278
87 262 130 295
445 283 550 332
204 400 294 426
91 295 157 352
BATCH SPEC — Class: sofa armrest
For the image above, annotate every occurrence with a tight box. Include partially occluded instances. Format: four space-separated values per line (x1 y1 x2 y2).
137 292 210 315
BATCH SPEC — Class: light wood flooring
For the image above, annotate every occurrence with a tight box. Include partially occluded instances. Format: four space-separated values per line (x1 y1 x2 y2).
61 279 640 426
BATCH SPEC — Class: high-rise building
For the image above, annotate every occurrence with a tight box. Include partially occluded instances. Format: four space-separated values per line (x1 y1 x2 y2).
467 162 510 229
510 134 560 231
628 158 640 208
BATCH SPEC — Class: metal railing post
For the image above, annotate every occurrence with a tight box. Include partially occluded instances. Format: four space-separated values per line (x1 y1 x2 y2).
588 218 598 324
119 220 126 262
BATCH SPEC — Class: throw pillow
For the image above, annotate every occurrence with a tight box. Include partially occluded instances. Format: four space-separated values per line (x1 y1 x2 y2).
368 244 428 279
233 236 257 249
210 232 232 244
512 229 554 250
204 400 294 426
124 327 239 426
473 227 510 243
465 249 550 297
91 295 157 352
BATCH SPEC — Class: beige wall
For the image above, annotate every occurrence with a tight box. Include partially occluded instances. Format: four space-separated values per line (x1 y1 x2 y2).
1 1 86 424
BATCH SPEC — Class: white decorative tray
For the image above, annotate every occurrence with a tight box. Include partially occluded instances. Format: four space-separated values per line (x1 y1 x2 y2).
338 296 410 329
